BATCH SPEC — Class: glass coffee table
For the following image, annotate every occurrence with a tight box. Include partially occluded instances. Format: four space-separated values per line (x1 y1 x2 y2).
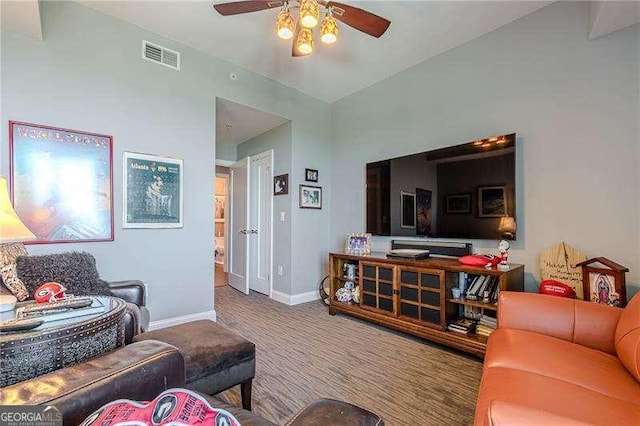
0 296 127 387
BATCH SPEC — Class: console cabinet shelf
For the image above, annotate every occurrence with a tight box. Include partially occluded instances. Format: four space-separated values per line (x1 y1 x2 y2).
329 252 524 357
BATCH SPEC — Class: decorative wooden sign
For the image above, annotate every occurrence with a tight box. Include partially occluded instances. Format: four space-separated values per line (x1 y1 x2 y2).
576 257 628 308
539 242 587 298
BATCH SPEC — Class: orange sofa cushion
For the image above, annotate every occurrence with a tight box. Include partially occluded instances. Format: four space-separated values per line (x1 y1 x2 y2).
616 290 640 381
475 367 640 426
484 328 640 406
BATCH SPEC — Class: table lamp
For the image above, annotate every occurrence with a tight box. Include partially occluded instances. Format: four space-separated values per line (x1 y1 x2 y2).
0 176 36 312
498 216 516 240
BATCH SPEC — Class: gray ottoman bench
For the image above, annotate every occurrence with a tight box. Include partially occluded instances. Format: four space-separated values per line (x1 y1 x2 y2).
133 319 255 410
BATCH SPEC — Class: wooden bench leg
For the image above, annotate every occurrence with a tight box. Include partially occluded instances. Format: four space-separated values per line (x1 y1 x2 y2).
241 379 253 411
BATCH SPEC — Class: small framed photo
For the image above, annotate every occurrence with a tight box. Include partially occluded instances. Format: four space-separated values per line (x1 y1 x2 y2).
123 151 183 228
305 168 318 182
400 191 415 228
445 193 471 214
215 195 225 220
274 174 289 195
299 185 322 209
478 186 507 217
345 233 371 255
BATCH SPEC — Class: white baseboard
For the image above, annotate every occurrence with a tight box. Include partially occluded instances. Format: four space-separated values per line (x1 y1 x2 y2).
271 290 319 306
148 309 217 331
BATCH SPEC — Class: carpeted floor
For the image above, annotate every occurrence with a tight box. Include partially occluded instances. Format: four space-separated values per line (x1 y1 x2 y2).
214 286 483 425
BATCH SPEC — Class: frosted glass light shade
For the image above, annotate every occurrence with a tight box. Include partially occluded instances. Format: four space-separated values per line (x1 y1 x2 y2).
296 28 314 55
0 177 35 243
320 15 338 44
276 10 294 40
498 216 516 239
300 0 319 28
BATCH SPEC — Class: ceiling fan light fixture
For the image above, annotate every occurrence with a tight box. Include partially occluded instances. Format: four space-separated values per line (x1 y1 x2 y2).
299 0 319 28
296 28 314 55
320 14 338 44
276 9 295 40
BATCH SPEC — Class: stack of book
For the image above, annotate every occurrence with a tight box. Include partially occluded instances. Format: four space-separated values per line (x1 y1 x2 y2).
447 317 477 335
465 275 501 303
475 314 498 337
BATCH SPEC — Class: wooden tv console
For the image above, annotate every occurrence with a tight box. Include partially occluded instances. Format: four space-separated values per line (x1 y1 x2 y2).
329 252 524 357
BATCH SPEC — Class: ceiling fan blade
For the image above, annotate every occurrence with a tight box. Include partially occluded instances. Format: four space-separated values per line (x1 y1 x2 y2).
327 1 390 38
214 1 283 16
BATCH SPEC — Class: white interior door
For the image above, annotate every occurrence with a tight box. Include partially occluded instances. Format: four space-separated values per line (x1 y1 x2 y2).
229 158 250 294
248 151 272 295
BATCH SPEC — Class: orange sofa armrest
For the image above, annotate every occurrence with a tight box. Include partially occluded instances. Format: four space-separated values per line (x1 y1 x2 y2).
498 292 622 354
488 401 591 426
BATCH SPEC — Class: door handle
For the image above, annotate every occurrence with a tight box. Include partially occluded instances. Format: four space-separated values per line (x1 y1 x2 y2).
240 229 247 234
249 229 258 234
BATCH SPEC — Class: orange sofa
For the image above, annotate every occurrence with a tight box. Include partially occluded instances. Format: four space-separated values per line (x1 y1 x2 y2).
474 291 640 425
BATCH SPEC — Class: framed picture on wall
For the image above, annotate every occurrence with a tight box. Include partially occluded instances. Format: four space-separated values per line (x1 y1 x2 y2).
400 191 415 228
123 151 183 228
415 188 432 236
305 168 318 182
274 174 289 195
215 195 225 221
299 185 322 209
478 186 507 217
445 193 471 214
9 121 114 243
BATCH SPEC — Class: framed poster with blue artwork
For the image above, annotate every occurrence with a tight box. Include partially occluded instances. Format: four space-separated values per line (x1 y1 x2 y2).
123 152 183 228
9 121 113 243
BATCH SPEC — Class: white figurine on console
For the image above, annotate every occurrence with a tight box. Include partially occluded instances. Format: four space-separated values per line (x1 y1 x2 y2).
498 240 510 268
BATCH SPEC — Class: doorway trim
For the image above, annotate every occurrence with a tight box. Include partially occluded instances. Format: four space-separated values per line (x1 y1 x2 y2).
216 159 235 167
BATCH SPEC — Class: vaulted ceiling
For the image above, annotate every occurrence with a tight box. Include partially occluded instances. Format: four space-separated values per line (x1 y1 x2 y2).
79 1 554 102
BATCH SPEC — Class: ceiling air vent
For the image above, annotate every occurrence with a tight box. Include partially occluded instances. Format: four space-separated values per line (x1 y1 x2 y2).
142 40 180 71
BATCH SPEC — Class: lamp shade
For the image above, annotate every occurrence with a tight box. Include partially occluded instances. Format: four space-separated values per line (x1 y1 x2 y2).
498 216 516 239
0 177 36 243
320 15 338 44
276 9 294 40
299 0 319 28
296 28 314 55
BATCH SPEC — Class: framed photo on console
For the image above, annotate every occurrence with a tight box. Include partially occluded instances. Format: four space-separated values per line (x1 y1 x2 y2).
123 152 183 228
345 233 371 255
9 121 114 243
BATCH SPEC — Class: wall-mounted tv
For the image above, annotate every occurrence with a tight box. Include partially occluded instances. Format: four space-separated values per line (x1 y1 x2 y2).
366 133 516 240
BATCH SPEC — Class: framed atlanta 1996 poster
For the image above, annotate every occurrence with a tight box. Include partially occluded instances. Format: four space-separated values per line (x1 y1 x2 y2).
123 152 183 229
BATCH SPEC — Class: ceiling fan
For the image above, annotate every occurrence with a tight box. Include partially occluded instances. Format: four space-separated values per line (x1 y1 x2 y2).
213 1 391 57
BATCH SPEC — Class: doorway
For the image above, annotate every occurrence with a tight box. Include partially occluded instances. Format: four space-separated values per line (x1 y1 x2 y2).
214 97 289 301
215 167 229 287
228 151 273 296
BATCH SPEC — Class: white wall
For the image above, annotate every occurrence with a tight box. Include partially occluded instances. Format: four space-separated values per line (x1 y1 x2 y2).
1 1 331 319
238 122 292 294
331 2 640 297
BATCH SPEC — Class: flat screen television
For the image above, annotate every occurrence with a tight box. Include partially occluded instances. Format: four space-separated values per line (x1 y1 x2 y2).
366 133 516 240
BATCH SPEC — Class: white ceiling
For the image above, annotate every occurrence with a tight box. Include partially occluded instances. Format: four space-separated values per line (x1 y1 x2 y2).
216 98 289 146
0 0 42 40
79 0 554 103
